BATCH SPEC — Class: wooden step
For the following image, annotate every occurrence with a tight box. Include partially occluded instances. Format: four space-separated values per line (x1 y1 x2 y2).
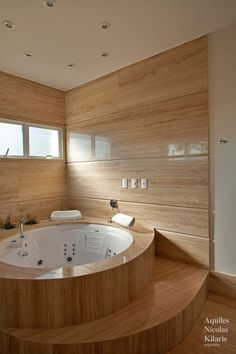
1 258 208 354
169 293 236 353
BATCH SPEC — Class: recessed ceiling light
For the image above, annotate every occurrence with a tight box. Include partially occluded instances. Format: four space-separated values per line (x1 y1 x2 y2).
2 20 15 29
101 51 109 58
99 21 111 30
24 51 33 58
43 0 56 7
68 62 75 68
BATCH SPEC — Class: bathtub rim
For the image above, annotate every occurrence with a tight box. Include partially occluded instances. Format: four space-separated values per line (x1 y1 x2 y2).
0 218 155 280
0 222 134 270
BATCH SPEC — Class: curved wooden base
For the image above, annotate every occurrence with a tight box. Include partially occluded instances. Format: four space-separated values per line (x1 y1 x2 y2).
0 221 155 329
0 258 208 354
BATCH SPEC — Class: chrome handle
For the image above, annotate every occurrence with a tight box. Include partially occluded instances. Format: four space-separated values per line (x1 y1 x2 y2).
218 138 228 144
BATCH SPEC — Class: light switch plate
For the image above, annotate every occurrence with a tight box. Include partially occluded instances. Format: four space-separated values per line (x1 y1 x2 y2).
141 178 148 189
131 178 138 189
121 178 128 189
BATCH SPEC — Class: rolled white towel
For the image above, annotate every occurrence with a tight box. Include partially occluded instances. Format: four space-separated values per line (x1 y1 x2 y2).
111 213 135 228
50 210 82 221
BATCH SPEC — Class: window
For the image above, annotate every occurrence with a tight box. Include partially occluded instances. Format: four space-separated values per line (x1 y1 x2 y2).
0 118 63 159
29 126 61 158
0 121 24 156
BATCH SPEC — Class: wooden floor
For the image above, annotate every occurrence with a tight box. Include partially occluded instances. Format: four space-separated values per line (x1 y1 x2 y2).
1 257 208 354
169 292 236 354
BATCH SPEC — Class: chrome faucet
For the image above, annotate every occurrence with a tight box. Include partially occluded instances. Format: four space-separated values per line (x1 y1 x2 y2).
108 199 119 222
19 218 26 238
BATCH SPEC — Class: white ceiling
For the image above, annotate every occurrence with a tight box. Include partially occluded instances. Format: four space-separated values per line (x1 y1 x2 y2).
0 0 236 91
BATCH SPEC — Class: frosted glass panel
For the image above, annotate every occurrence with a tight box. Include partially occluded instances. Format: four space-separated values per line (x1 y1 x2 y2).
29 127 60 157
0 122 23 156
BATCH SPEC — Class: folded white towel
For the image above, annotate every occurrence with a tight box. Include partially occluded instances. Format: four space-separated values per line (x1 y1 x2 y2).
50 210 82 221
111 213 135 228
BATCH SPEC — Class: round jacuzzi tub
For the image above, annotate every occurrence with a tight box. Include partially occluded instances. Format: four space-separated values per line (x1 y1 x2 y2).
0 224 133 268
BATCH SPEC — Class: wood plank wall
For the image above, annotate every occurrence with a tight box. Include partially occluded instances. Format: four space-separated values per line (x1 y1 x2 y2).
0 71 66 223
65 37 209 268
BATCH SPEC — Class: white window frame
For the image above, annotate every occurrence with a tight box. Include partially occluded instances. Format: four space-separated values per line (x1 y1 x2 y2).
0 118 63 160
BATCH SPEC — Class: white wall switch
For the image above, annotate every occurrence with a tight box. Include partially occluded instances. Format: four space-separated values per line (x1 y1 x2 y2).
141 178 148 189
131 178 138 189
121 178 128 189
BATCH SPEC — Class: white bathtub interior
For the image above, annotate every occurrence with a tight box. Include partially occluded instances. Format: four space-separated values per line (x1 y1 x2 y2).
0 224 133 269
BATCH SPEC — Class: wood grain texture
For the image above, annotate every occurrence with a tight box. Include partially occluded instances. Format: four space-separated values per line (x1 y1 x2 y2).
67 156 208 209
65 36 207 124
68 197 209 239
170 293 236 354
155 229 210 269
210 271 236 299
0 71 65 221
0 197 64 224
0 71 17 118
117 36 208 110
66 91 208 162
0 71 65 125
0 160 66 222
0 258 208 354
0 37 212 354
66 73 118 124
0 230 155 328
66 36 209 268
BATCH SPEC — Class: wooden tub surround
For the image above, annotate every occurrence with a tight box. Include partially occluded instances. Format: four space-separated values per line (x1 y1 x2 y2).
0 219 208 354
0 219 154 329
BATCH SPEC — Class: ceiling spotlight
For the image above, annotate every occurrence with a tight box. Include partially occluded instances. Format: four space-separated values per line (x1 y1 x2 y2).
101 51 109 58
2 20 15 29
68 62 75 68
24 51 33 58
43 0 56 7
99 21 111 30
